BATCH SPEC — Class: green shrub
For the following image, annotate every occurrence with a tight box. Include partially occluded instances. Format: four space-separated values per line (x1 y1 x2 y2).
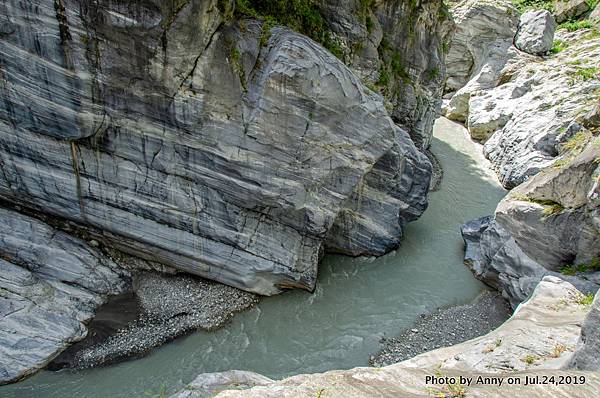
559 20 593 32
576 293 595 306
234 0 342 58
511 0 554 13
550 39 568 54
377 67 390 86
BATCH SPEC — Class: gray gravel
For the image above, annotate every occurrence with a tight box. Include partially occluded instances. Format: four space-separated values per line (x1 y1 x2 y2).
51 272 258 370
369 290 511 367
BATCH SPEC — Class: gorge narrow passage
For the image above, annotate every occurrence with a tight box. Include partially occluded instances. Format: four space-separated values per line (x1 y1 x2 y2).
1 118 507 398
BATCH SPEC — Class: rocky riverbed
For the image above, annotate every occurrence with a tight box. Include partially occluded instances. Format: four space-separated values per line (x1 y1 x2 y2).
370 290 511 366
50 272 258 370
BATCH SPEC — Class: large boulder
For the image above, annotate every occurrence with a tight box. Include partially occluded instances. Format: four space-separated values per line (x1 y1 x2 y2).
515 10 557 55
0 207 129 385
444 0 520 94
570 290 600 371
554 0 591 23
0 1 434 295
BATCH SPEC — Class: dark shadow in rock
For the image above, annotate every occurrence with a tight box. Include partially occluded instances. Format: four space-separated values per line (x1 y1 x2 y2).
48 293 141 371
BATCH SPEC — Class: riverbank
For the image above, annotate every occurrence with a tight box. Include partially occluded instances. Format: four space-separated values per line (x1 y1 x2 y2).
370 290 511 366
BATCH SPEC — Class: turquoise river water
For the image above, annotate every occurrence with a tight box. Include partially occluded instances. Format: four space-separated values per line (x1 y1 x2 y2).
1 118 507 397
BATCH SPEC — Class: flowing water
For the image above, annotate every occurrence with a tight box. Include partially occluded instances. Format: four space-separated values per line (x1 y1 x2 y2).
1 118 507 398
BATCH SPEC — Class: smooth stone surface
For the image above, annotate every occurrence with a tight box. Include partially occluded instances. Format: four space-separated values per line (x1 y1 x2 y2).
0 207 129 385
0 0 433 295
515 10 557 55
170 371 273 398
0 118 507 398
444 0 519 95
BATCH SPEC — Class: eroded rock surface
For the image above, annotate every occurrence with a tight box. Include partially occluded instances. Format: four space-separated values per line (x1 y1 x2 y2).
461 137 600 306
170 371 273 398
0 0 436 295
444 0 519 95
319 0 452 148
0 207 129 384
447 26 599 188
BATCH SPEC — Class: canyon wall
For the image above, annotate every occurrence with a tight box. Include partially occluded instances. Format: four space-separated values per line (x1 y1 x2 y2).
0 0 448 295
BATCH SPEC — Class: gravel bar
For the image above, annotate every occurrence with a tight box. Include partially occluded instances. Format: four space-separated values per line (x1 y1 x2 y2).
369 290 511 367
51 272 258 370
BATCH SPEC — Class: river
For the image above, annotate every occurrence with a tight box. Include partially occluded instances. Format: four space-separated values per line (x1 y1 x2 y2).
1 118 506 397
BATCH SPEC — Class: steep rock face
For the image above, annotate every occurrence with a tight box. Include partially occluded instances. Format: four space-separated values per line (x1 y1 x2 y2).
461 137 600 306
319 0 452 148
0 1 433 295
170 277 600 398
0 207 129 385
325 126 431 256
447 27 600 188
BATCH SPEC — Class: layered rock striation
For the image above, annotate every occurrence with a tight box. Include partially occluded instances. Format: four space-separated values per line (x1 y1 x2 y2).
0 0 441 295
0 207 129 384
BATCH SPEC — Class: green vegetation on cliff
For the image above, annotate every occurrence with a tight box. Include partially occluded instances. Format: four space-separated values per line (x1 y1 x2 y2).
511 0 554 13
232 0 343 57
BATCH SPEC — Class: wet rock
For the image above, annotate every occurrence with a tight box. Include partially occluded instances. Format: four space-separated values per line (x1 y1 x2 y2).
554 0 591 24
0 207 129 385
515 10 557 55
